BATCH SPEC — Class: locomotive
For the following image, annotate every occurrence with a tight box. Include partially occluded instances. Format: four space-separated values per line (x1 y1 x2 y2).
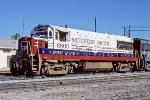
10 24 150 76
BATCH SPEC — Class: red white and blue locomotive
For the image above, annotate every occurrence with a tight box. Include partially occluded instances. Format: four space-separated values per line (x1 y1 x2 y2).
10 24 150 76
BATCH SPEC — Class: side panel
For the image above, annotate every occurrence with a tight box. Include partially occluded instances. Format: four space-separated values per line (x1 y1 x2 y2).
40 54 137 61
39 48 137 61
84 62 113 71
52 28 134 56
69 29 116 52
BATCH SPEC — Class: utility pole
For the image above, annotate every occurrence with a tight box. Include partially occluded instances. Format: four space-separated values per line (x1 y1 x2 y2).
23 18 24 36
94 17 96 32
123 26 127 36
128 25 131 37
123 26 130 37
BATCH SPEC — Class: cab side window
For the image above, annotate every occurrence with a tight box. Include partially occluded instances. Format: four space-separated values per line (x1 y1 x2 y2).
55 31 59 40
49 31 52 37
55 30 69 42
59 31 67 41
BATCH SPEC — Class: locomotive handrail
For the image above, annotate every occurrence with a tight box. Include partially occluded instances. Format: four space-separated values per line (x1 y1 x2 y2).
28 41 32 55
37 48 41 74
117 44 133 57
117 44 132 50
134 50 139 58
117 44 122 57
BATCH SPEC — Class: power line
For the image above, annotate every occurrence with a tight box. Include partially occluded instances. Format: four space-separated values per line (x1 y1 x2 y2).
123 25 150 38
131 26 150 28
130 30 150 31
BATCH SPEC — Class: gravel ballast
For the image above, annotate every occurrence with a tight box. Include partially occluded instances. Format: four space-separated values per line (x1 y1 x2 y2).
0 78 150 100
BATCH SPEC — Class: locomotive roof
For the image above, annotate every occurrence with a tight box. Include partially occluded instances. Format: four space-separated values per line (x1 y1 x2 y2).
50 25 133 39
34 24 133 41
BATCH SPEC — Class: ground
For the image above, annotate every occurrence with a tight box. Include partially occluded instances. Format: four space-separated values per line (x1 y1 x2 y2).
0 78 150 100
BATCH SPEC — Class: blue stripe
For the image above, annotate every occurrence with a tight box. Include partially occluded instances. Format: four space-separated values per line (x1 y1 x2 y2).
39 48 133 57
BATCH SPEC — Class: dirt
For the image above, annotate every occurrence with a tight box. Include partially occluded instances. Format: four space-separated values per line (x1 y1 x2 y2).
0 78 150 100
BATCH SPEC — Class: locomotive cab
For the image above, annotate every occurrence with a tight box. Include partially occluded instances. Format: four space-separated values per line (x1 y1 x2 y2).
31 24 54 48
30 24 70 49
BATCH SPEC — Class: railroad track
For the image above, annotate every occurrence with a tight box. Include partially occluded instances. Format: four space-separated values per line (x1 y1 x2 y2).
0 72 150 92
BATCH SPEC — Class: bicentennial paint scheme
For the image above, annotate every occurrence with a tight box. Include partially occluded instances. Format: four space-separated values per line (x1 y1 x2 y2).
10 24 150 76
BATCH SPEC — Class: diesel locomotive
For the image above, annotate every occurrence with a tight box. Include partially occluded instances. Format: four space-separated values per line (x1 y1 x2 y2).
10 24 150 76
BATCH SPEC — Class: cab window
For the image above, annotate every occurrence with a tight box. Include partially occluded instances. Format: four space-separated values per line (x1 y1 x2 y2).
49 31 52 37
55 31 59 40
59 31 67 41
55 30 69 42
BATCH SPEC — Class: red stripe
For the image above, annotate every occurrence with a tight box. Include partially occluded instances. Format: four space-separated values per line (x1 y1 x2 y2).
40 54 137 61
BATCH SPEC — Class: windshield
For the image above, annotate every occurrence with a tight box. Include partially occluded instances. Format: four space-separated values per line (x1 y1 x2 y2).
34 31 47 38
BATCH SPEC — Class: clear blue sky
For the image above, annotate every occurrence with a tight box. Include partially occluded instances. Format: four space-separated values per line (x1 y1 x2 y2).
0 0 150 39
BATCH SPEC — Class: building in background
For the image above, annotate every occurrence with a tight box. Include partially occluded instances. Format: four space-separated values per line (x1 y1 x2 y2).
0 40 18 69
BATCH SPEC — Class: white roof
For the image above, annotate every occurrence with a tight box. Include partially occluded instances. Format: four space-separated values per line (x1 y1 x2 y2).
51 25 70 32
50 25 132 40
0 40 18 50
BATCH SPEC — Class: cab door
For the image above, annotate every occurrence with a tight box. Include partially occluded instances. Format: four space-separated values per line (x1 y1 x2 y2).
21 41 30 54
47 28 54 49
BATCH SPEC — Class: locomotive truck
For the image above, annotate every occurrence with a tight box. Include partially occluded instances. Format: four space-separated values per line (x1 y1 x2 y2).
10 24 150 76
